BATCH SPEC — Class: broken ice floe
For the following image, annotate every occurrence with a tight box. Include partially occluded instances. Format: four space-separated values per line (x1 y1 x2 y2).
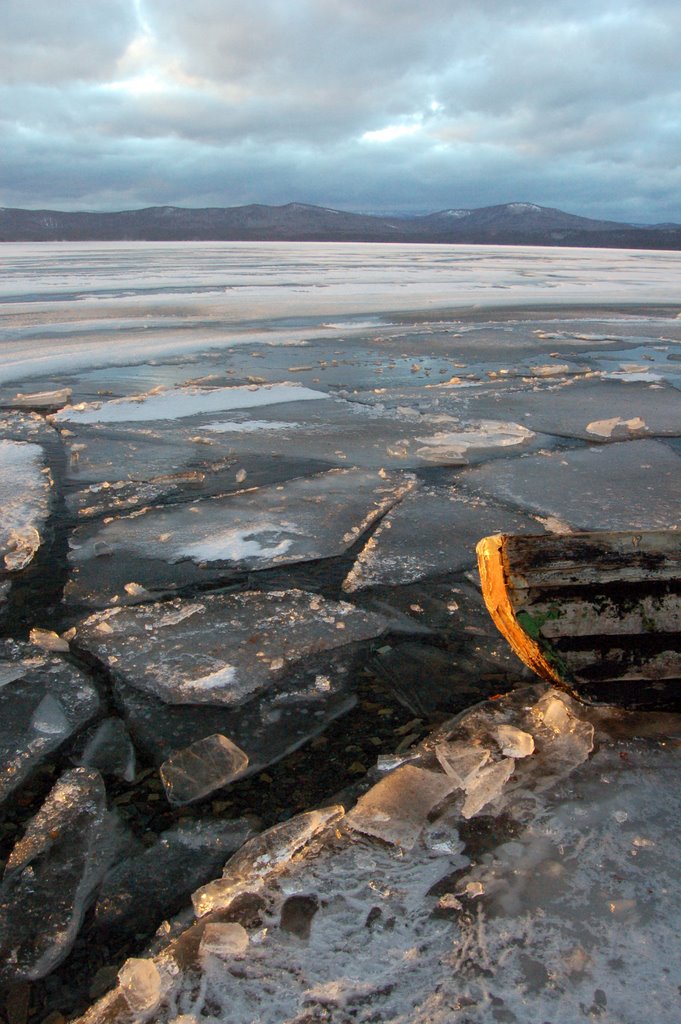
0 768 118 982
77 590 389 707
54 382 329 424
343 487 542 591
193 402 542 469
460 439 681 531
75 590 390 780
78 685 681 1024
0 640 100 805
0 439 51 572
67 468 415 606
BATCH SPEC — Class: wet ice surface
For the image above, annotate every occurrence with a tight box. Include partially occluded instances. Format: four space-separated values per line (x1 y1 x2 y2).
82 688 681 1024
1 243 681 1016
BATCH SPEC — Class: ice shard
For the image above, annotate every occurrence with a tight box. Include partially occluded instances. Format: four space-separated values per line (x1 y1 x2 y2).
345 764 457 849
0 769 116 982
76 717 137 781
160 734 249 805
0 640 100 806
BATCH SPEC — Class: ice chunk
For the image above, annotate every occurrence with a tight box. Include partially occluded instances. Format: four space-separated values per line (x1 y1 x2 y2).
30 693 70 735
435 742 491 786
77 717 137 781
0 440 51 571
199 922 249 959
10 387 72 411
54 382 329 424
415 420 534 463
494 724 535 758
586 416 648 439
530 692 595 783
160 734 249 805
0 768 115 982
345 765 457 849
0 640 100 806
67 468 415 606
77 590 389 706
117 958 163 1014
28 627 70 653
460 758 516 819
193 806 344 916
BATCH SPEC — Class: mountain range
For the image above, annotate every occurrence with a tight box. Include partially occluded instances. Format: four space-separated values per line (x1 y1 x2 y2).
1 201 680 248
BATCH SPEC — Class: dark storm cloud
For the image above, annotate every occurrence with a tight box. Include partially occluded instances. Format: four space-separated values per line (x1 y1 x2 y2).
1 0 680 221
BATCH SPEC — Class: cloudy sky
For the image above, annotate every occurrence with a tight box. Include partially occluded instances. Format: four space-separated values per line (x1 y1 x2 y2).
2 0 680 221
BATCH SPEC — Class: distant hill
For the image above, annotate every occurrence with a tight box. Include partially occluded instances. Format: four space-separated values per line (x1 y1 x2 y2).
1 201 680 249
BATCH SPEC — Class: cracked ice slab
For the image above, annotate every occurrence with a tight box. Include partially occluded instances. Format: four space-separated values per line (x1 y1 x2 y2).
344 487 542 591
0 640 100 806
77 590 389 707
0 439 51 572
75 590 390 773
53 382 329 424
66 468 415 607
78 686 681 1024
459 439 681 531
462 378 681 442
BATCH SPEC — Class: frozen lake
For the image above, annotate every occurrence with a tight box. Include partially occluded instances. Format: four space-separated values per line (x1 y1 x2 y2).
0 242 680 1021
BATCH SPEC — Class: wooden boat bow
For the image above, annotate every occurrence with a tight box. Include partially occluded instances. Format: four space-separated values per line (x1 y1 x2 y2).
476 530 681 708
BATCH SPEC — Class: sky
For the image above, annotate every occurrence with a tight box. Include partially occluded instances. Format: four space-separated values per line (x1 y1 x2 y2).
1 0 680 222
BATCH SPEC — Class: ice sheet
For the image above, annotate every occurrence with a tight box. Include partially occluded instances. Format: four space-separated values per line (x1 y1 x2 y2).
462 378 681 442
2 243 681 385
344 487 543 591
